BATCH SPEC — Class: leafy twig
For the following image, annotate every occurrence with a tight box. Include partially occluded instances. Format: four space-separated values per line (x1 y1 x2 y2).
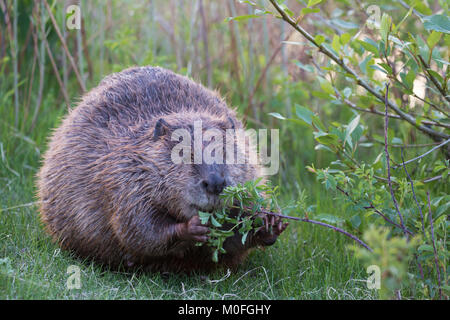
268 0 449 141
336 186 413 235
258 209 372 252
335 93 450 129
392 138 450 169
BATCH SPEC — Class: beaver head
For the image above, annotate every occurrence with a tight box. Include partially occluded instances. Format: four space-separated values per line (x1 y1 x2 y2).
148 111 260 221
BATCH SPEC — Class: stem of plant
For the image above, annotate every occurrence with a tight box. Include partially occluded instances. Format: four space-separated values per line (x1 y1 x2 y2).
253 207 373 252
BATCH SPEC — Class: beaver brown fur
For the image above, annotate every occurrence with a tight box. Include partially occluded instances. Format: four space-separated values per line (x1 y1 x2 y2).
37 66 287 273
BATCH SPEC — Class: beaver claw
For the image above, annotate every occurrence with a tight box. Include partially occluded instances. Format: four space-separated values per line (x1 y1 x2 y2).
177 215 209 243
255 214 289 246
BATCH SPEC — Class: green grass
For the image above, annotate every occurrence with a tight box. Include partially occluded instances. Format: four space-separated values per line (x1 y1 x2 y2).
0 114 376 299
0 0 377 299
0 190 375 299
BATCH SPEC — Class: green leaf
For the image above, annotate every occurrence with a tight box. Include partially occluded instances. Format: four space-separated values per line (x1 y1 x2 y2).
418 244 433 252
314 144 333 152
380 13 392 43
225 14 261 22
340 33 351 45
331 19 359 30
332 35 340 53
313 132 339 147
312 116 327 132
315 213 344 225
212 250 219 263
268 112 286 120
294 61 314 72
412 1 432 16
405 69 416 89
324 174 337 190
237 0 256 5
241 232 249 245
314 35 325 46
210 215 222 227
427 69 444 84
342 87 352 99
357 38 379 55
198 211 211 225
359 54 373 74
278 3 294 17
423 14 450 34
427 31 442 48
295 104 314 125
344 115 360 148
307 0 322 7
318 77 335 96
349 215 361 229
301 7 320 15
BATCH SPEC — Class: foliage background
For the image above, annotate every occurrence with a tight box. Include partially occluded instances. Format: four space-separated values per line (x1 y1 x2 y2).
0 0 448 299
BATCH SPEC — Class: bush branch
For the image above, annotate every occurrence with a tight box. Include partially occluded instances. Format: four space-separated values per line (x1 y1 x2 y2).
253 207 373 252
400 147 425 236
268 0 449 142
392 138 450 169
384 84 408 239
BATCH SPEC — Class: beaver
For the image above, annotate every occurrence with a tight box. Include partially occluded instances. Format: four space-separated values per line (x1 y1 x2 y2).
37 66 288 273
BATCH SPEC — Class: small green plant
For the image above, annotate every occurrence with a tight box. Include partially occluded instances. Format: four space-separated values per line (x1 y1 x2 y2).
231 0 449 299
197 178 377 263
196 178 278 262
351 225 421 299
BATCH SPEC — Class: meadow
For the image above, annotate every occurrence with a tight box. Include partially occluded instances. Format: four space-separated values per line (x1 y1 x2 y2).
0 0 448 299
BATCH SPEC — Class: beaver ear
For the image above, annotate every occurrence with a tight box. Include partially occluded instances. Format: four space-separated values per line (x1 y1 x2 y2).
153 118 172 140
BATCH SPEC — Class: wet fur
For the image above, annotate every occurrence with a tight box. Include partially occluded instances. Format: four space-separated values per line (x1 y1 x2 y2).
37 66 271 273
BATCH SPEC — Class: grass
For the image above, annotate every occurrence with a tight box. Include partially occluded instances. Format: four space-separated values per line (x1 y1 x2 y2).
0 189 375 299
0 117 376 299
0 0 383 300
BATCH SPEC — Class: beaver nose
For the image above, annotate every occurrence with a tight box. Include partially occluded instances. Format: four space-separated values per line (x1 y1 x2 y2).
201 174 226 195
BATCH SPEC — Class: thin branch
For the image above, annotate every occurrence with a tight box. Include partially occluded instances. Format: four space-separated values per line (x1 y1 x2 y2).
198 0 211 88
44 31 70 110
33 2 70 112
392 138 450 169
384 84 408 239
418 55 450 105
30 0 46 134
410 92 449 118
371 139 443 148
336 186 413 235
256 208 373 252
423 174 443 183
268 0 449 141
43 0 86 92
426 192 443 300
338 96 450 129
400 147 425 236
397 0 423 19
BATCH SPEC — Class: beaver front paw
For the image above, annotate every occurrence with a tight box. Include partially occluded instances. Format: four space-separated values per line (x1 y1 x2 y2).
254 215 289 246
176 215 209 243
